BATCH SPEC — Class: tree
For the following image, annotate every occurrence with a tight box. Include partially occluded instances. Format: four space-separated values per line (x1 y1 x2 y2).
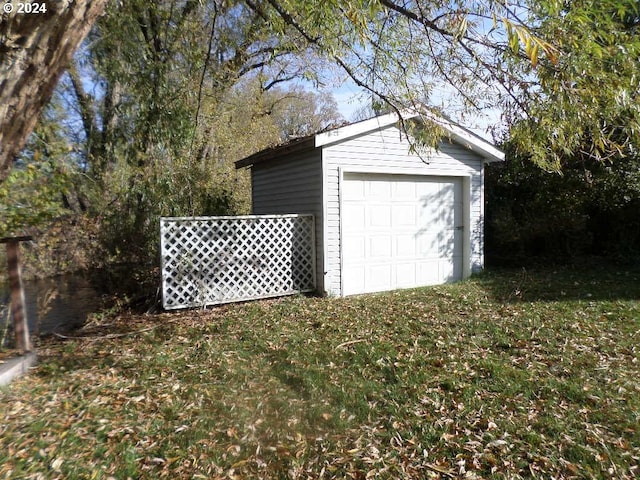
54 0 299 262
25 0 348 266
0 98 73 237
243 2 553 125
0 0 108 181
4 1 638 181
509 0 640 170
263 85 343 140
486 142 640 261
485 1 640 260
243 0 639 167
1 0 349 273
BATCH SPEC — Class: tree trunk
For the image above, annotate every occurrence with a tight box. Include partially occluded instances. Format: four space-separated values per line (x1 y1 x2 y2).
0 0 108 181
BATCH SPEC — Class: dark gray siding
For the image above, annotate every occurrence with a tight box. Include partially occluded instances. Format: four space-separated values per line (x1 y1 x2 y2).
250 149 324 291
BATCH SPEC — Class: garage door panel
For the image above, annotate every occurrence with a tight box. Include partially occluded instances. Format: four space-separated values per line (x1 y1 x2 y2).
436 230 458 257
343 265 366 295
369 264 393 290
417 231 440 256
416 180 440 197
370 235 392 257
439 182 457 202
368 180 392 199
439 208 457 228
417 261 442 285
344 204 366 228
420 201 441 227
369 204 392 227
392 204 416 226
395 234 416 257
343 235 366 260
392 181 416 199
395 263 417 287
342 178 366 200
342 173 464 296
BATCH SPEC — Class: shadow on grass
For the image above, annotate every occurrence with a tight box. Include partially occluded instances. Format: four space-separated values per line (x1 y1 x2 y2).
34 349 118 379
477 261 640 302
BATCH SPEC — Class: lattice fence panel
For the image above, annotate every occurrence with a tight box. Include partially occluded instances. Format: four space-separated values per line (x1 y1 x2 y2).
160 215 315 309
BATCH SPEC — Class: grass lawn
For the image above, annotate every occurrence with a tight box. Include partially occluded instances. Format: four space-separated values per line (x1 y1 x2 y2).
1 266 638 479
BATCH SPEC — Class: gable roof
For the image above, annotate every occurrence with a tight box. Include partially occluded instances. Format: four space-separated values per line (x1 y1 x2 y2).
235 108 504 169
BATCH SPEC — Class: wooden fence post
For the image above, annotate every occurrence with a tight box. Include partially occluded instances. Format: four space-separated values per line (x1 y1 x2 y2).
1 236 33 352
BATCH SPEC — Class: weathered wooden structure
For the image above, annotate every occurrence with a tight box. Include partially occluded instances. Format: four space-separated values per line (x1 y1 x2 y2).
1 236 32 352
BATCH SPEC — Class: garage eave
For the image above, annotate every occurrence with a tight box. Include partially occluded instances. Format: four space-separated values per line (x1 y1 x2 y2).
235 136 316 169
314 110 418 148
315 108 504 163
416 110 504 163
437 120 504 163
235 107 504 169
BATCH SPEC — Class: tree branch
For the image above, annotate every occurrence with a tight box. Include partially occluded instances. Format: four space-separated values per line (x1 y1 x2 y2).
0 0 108 180
67 60 97 147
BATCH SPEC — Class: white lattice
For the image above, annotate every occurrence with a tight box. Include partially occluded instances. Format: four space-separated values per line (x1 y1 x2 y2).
160 215 315 309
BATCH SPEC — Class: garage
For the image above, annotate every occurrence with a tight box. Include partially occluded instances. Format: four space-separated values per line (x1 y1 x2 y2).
341 173 466 295
235 108 504 297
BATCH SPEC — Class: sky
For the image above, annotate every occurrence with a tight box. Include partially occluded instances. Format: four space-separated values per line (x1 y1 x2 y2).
320 71 501 142
327 79 502 142
328 81 369 122
314 4 515 144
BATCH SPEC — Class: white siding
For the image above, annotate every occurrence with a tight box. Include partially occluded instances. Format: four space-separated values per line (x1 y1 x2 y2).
251 150 324 291
322 125 485 296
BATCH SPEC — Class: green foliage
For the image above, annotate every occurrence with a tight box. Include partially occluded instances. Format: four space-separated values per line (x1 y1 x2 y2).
60 1 271 263
93 77 344 264
20 0 344 268
485 1 640 262
250 0 640 168
486 142 640 262
509 0 640 169
1 266 639 478
0 163 69 238
0 99 75 238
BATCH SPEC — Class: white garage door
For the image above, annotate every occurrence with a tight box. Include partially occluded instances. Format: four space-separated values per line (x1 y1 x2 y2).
341 173 465 296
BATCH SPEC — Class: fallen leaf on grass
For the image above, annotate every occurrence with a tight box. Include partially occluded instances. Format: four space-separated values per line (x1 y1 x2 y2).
50 457 63 472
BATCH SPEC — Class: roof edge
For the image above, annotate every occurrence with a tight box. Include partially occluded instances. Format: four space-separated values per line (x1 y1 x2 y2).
430 114 504 163
316 108 504 162
314 108 421 148
235 136 315 169
235 106 504 168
